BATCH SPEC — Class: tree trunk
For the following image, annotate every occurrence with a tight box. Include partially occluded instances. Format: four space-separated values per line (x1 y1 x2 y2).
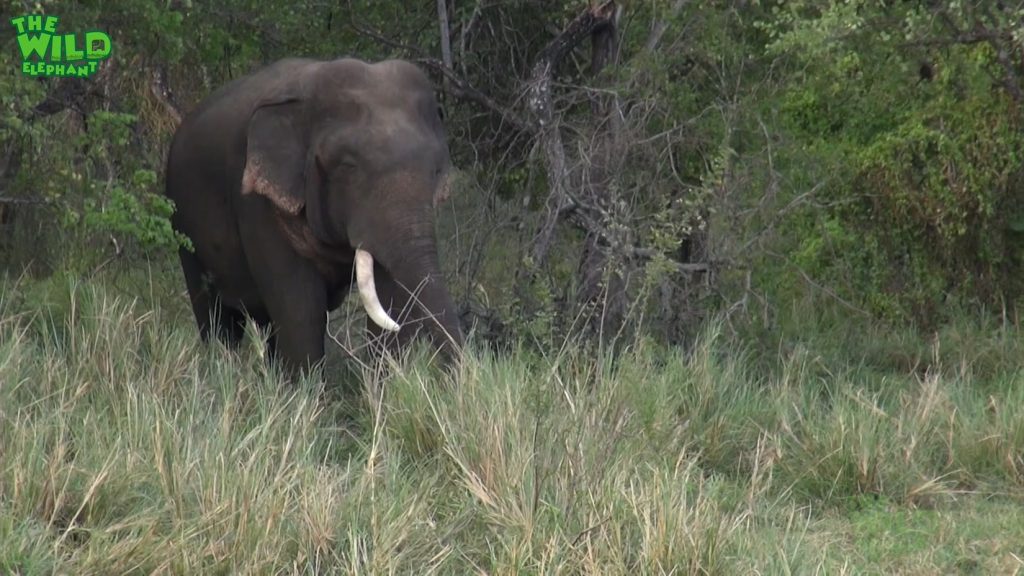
526 0 618 269
436 0 453 93
575 4 631 344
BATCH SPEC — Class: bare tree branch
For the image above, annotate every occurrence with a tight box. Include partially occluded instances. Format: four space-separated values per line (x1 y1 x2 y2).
149 66 183 126
928 7 1022 103
348 16 429 56
415 58 535 134
436 0 453 92
348 14 535 133
458 0 485 76
644 0 691 53
527 0 618 267
0 197 49 205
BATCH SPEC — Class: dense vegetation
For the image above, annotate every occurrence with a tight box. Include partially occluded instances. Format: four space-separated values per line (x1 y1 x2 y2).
2 0 1023 572
5 0 1020 336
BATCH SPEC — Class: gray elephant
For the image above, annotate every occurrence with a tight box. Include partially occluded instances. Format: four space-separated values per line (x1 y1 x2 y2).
164 57 463 373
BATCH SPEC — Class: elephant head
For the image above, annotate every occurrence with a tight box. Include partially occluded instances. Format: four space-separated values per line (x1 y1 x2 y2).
239 59 463 358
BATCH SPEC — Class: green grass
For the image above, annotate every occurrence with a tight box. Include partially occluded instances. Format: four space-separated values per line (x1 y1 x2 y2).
1 275 1023 574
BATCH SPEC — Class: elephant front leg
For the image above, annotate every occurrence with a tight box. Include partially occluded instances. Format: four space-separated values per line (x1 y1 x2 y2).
238 213 329 376
252 266 327 375
178 246 247 347
267 281 327 374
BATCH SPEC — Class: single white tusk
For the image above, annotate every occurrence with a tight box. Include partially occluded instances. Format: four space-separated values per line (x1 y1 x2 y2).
355 249 401 332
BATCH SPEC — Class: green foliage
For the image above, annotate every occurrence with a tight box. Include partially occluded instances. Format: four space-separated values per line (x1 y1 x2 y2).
0 19 187 269
4 0 1023 339
73 112 189 253
81 170 186 252
11 109 188 265
756 2 1024 323
504 248 574 347
3 1 1024 567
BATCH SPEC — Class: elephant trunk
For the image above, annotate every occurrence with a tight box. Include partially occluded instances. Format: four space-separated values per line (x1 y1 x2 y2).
374 230 463 357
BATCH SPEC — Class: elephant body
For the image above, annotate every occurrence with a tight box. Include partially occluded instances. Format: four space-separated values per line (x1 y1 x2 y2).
165 57 462 372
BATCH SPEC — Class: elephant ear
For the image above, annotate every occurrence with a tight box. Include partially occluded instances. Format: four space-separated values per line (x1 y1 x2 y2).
241 98 308 216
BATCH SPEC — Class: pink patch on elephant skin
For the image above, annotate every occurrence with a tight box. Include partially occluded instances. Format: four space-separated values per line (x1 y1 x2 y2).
241 157 304 215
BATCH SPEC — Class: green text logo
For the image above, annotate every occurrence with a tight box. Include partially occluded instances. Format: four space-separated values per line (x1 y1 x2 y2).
10 15 112 78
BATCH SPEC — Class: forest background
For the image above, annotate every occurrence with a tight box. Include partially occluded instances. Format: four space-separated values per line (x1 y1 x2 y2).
2 1 1024 573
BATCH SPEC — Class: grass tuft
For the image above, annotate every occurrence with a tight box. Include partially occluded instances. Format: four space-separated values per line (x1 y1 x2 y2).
1 276 1023 573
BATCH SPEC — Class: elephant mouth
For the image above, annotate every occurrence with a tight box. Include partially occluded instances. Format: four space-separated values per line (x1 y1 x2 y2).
354 248 400 332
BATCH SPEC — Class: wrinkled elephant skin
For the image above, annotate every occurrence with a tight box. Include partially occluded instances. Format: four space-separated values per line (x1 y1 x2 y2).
164 57 463 374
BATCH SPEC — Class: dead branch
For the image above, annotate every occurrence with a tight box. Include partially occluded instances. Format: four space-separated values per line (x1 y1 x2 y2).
644 0 691 53
436 0 453 91
149 66 183 126
929 8 1022 103
765 250 873 318
458 0 485 76
0 197 49 205
348 13 535 134
415 58 535 133
347 16 428 56
528 0 618 267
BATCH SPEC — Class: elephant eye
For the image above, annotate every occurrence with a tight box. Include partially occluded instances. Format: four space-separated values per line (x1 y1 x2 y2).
436 104 445 121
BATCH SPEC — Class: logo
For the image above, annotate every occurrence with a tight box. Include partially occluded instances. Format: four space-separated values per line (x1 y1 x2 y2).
10 15 112 78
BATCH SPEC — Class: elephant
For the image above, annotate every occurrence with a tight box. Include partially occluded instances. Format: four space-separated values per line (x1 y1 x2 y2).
164 57 463 374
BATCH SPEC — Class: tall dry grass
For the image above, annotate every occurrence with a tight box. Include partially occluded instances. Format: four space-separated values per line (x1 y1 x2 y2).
1 276 1023 574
